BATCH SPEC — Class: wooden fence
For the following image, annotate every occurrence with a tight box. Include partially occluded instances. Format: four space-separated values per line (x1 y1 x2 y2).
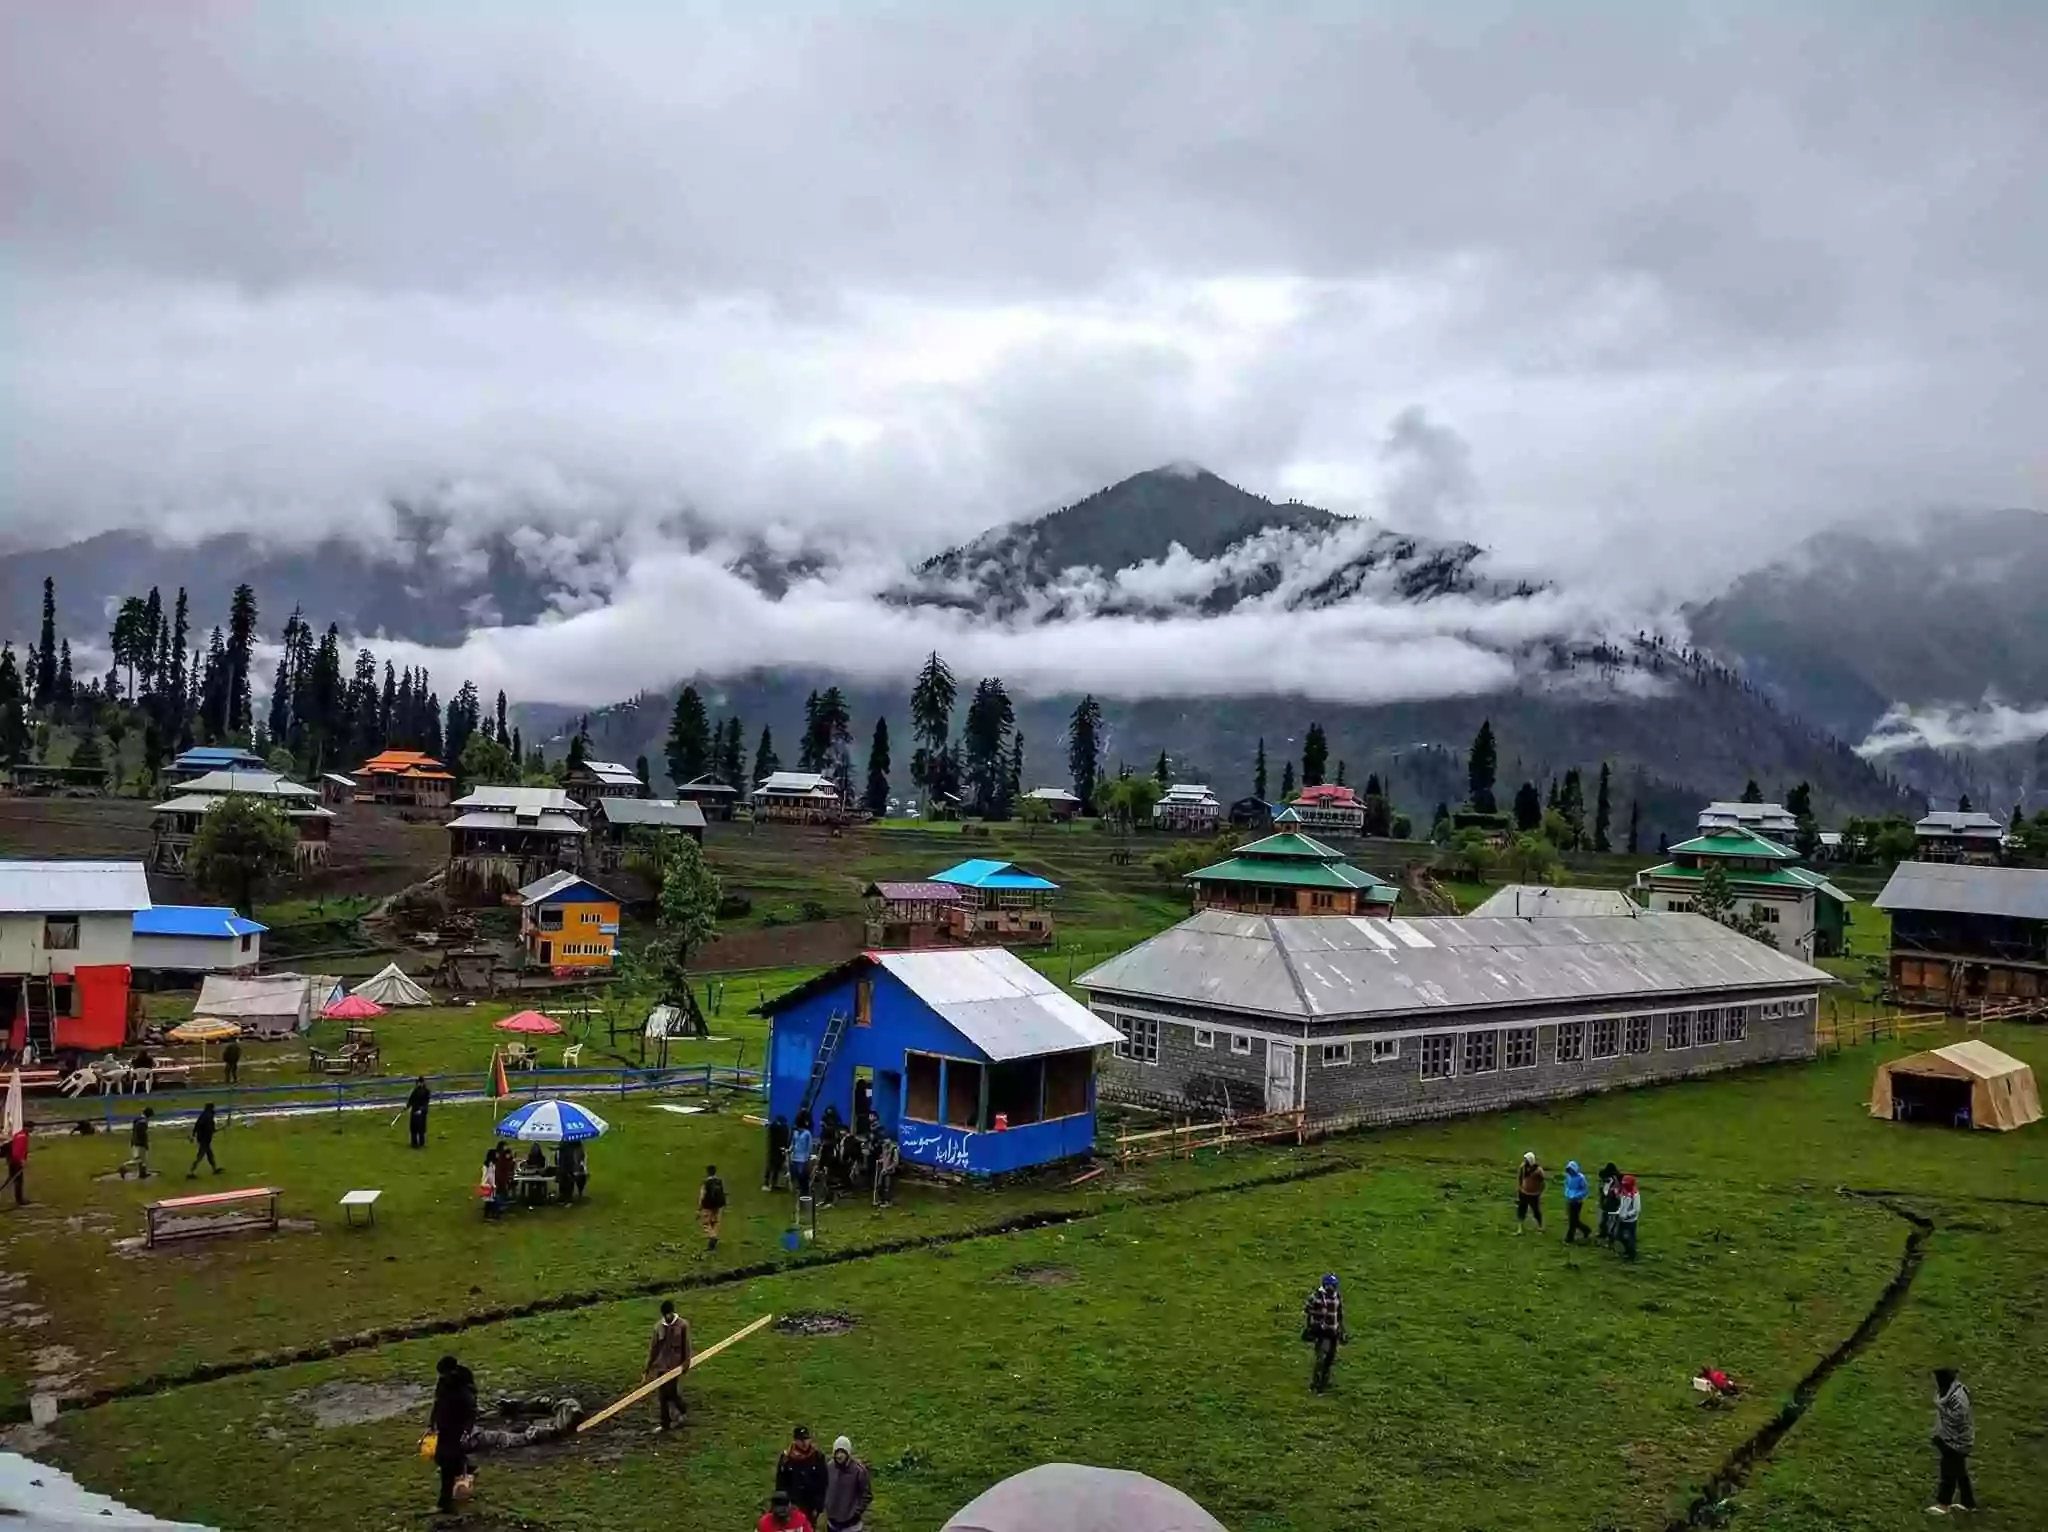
1113 1107 1307 1163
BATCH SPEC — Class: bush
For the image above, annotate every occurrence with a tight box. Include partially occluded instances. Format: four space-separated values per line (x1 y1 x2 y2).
799 899 830 922
715 894 753 920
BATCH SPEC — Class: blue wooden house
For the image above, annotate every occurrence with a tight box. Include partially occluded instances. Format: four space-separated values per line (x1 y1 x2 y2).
760 948 1123 1176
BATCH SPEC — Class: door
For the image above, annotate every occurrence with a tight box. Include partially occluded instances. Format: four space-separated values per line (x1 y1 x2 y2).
1265 1042 1298 1113
539 940 552 965
874 1070 902 1133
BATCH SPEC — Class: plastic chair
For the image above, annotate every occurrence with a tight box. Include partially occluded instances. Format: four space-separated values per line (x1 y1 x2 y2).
561 1043 583 1068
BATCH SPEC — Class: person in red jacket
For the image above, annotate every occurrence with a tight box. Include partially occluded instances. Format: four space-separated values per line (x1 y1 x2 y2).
757 1489 814 1532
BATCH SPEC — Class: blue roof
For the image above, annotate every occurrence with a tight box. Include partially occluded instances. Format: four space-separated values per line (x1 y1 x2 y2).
930 858 1060 892
133 905 267 940
173 746 265 767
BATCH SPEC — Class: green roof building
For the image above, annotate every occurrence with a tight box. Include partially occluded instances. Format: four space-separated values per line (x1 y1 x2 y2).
1636 827 1853 957
1187 831 1399 917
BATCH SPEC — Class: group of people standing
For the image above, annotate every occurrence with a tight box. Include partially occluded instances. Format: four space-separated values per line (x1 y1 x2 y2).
767 1104 900 1210
770 1423 872 1532
1516 1153 1640 1258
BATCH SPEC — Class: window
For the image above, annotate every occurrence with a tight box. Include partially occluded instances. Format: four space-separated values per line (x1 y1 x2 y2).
1665 1011 1692 1050
1115 1015 1160 1065
1624 1016 1652 1055
905 1052 942 1120
1696 1007 1721 1046
1230 1034 1252 1056
1752 903 1780 924
1321 1043 1352 1067
1668 899 1694 914
239 934 252 952
1370 1037 1400 1063
1758 1000 1785 1021
1590 1018 1620 1059
1310 891 1335 910
1726 1007 1749 1042
855 976 872 1026
538 908 564 931
945 1059 984 1128
1554 1021 1585 1064
52 979 76 1017
1193 1028 1215 1049
42 917 79 951
1504 1028 1537 1070
1420 1034 1456 1079
1463 1030 1497 1075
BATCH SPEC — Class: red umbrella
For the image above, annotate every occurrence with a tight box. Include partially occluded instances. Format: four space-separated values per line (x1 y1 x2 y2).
495 1010 563 1036
323 994 385 1019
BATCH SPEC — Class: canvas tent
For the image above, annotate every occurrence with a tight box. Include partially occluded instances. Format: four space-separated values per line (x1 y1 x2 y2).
192 974 322 1039
944 1465 1226 1532
1870 1040 2042 1131
353 962 433 1007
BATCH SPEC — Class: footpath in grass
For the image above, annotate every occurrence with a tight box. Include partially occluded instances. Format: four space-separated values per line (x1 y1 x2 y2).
37 1166 1905 1532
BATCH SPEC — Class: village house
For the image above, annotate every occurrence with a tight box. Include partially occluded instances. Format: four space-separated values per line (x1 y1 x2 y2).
930 858 1059 944
1466 884 1641 919
0 860 152 1057
5 763 111 797
588 796 706 868
319 773 356 808
130 905 266 981
165 745 267 784
752 770 844 825
1875 862 2048 1015
1697 800 1801 837
672 774 740 822
1286 783 1367 836
1228 796 1276 832
1021 786 1083 822
1635 827 1852 958
517 870 621 973
352 749 456 810
761 948 1123 1177
563 758 648 808
1153 783 1221 834
1079 910 1830 1124
151 770 336 873
1186 831 1398 917
1914 809 2007 865
445 785 588 899
862 881 964 949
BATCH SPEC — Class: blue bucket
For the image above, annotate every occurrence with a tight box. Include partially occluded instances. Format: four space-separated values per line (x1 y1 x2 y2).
781 1228 802 1252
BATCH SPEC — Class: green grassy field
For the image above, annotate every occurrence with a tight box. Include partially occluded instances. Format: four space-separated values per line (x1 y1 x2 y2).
8 1013 2046 1531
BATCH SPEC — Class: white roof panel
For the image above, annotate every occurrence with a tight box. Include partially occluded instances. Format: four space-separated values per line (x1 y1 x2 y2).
0 860 153 914
450 785 581 814
872 948 1123 1061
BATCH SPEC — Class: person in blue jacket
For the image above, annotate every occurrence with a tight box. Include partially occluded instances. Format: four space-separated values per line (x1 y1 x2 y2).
1562 1160 1593 1243
789 1113 816 1198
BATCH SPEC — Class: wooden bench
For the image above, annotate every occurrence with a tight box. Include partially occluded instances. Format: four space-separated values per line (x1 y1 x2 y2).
145 1186 282 1248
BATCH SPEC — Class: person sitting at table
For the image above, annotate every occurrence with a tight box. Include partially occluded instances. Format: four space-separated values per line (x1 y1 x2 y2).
490 1141 516 1213
520 1144 549 1204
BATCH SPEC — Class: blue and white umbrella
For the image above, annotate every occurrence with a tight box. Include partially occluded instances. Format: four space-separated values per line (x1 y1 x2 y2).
495 1098 611 1143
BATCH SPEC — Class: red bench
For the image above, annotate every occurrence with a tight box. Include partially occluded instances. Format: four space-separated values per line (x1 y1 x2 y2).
145 1186 282 1248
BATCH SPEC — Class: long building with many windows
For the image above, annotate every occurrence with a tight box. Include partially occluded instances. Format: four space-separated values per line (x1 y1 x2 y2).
1077 909 1829 1125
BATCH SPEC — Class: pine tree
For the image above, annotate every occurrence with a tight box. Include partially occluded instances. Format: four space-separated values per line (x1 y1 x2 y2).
1280 760 1297 799
963 678 1017 817
1301 723 1328 787
1154 749 1170 788
718 717 746 786
798 690 823 772
666 686 712 786
1593 762 1613 853
909 651 957 807
1957 792 1973 814
1740 778 1764 804
864 716 892 817
1253 737 1267 800
635 753 651 788
55 640 73 707
1336 759 1347 788
1559 768 1586 849
1627 797 1641 854
495 689 510 746
1513 781 1541 832
225 583 258 734
1008 730 1025 805
34 578 58 707
753 725 779 785
1067 695 1102 815
1467 720 1497 814
0 647 28 767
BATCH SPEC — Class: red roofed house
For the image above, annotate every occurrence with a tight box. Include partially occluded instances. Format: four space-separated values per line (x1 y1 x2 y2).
1287 783 1366 836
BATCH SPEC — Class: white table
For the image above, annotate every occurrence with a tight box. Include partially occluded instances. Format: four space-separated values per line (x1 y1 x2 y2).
339 1188 382 1227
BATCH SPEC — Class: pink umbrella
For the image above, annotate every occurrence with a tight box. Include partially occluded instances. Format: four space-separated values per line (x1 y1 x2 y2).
323 994 385 1019
495 1010 563 1036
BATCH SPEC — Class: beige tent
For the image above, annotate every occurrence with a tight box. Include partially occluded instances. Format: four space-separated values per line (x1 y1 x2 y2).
1870 1039 2042 1131
192 974 314 1039
353 962 433 1007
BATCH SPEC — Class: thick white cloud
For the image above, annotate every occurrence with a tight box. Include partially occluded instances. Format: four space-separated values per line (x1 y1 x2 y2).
1858 700 2048 758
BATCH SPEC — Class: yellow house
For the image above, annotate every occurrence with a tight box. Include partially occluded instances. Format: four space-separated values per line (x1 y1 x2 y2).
517 871 622 971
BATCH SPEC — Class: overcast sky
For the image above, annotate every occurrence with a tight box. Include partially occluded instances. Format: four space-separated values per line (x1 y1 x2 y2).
4 2 2044 603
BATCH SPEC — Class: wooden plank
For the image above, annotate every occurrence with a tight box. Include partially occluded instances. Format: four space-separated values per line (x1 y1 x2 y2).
576 1313 773 1434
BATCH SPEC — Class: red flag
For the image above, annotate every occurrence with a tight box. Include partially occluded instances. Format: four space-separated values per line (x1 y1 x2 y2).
490 1049 510 1099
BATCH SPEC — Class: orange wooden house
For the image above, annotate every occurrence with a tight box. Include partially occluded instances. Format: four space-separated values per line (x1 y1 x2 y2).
352 750 456 810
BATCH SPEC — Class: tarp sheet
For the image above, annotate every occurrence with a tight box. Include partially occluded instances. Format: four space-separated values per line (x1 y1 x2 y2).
1870 1039 2042 1131
193 974 313 1038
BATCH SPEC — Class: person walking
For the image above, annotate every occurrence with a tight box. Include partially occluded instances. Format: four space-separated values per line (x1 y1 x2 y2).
645 1300 691 1431
775 1425 830 1528
1562 1160 1592 1244
428 1354 477 1513
1928 1367 1977 1515
821 1436 871 1532
789 1116 815 1200
2 1127 27 1207
765 1115 791 1192
1302 1273 1347 1393
1516 1151 1546 1234
118 1106 154 1180
187 1103 222 1178
758 1489 815 1532
698 1164 726 1252
221 1038 241 1085
1615 1174 1641 1261
1597 1162 1622 1245
872 1132 899 1208
406 1077 432 1149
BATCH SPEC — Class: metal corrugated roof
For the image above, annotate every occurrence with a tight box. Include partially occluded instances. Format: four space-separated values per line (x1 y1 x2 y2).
1466 885 1640 919
177 770 319 798
154 795 335 819
757 771 838 795
870 949 1123 1060
1024 786 1081 803
451 785 581 814
1667 828 1798 859
1078 909 1833 1023
597 797 707 829
866 881 964 902
134 905 267 939
1915 811 2005 836
1875 862 2048 922
576 761 645 785
446 811 587 834
0 860 153 914
517 870 619 904
931 859 1059 891
1186 856 1395 893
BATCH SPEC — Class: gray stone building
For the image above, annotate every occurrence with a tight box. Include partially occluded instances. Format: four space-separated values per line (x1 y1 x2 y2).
1077 909 1831 1128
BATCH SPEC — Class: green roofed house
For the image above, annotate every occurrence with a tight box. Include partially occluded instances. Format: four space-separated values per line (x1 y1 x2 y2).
1635 826 1853 958
1187 831 1399 917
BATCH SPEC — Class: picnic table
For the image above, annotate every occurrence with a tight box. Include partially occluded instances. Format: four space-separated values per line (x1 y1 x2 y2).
145 1186 283 1248
513 1168 557 1206
339 1188 382 1227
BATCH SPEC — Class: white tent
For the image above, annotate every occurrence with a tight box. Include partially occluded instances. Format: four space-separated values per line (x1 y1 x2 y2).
353 962 433 1007
946 1465 1226 1532
191 974 313 1039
